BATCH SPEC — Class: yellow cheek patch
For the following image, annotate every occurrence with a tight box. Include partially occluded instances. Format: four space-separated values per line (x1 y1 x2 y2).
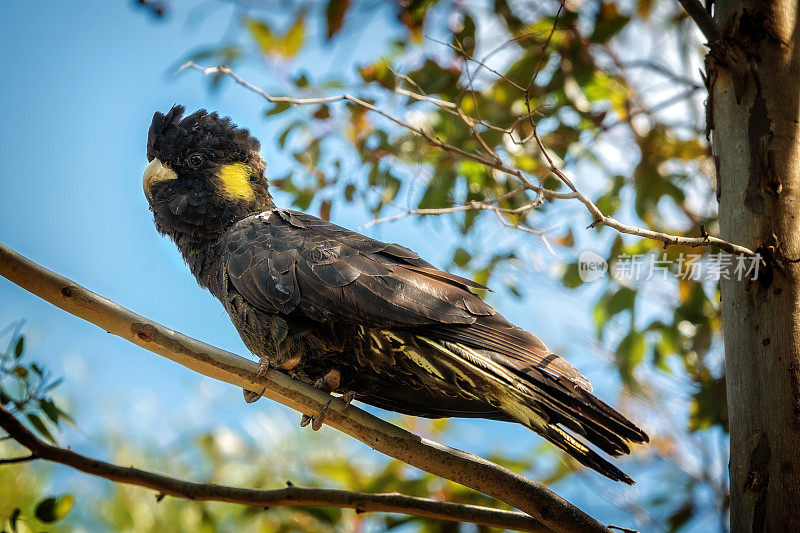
217 163 255 201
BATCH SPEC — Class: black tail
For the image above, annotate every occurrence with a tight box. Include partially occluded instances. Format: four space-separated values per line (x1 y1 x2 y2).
414 333 649 484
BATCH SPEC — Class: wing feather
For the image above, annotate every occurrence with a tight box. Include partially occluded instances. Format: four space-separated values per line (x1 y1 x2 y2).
224 210 490 326
223 209 592 392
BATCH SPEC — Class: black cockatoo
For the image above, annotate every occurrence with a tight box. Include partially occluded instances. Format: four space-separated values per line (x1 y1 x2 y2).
143 106 648 483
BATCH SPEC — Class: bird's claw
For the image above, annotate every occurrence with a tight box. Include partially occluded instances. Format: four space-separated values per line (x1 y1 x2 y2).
244 357 278 403
299 369 344 431
255 357 277 379
300 399 332 431
342 391 356 406
243 388 265 404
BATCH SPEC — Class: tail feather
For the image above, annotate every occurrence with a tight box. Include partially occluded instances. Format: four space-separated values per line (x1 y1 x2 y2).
414 335 647 484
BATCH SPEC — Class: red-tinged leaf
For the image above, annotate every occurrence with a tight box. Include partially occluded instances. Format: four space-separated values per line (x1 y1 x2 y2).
319 200 331 221
313 104 331 120
325 0 350 39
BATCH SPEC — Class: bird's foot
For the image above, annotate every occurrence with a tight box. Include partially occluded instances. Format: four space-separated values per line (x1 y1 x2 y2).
256 356 279 378
341 390 356 406
243 356 279 404
299 369 342 431
314 369 341 393
300 399 332 431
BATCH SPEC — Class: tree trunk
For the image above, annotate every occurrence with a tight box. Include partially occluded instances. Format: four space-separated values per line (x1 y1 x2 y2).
713 1 800 531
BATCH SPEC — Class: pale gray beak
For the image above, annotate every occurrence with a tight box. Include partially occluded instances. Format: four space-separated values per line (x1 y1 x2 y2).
143 158 177 203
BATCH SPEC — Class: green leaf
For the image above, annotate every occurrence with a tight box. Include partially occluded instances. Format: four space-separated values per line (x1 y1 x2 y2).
594 192 622 217
325 0 350 39
39 398 73 427
590 3 630 43
606 287 636 317
593 300 608 336
26 413 55 444
245 14 305 58
13 336 24 359
452 248 471 267
561 263 583 288
292 189 314 210
404 59 459 95
245 18 278 54
452 15 476 57
667 500 695 531
34 494 74 524
39 399 61 425
294 73 309 88
265 101 291 116
282 14 306 57
278 122 299 148
358 61 395 89
689 375 728 432
616 330 646 386
417 170 455 209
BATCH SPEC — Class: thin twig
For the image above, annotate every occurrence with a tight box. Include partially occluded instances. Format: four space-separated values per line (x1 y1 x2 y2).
621 60 703 89
359 200 557 257
0 242 612 533
425 35 526 92
180 62 756 256
0 454 36 465
527 2 564 92
0 404 548 532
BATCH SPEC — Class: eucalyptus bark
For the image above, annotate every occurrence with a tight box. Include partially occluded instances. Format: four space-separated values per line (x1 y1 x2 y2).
712 1 800 531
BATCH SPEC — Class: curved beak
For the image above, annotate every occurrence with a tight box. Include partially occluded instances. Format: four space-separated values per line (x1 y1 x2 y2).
143 158 177 203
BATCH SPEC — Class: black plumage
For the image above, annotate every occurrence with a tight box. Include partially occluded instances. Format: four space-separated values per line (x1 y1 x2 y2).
144 106 649 483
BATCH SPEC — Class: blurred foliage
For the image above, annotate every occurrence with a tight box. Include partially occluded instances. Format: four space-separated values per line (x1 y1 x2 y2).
1 323 75 532
91 421 527 533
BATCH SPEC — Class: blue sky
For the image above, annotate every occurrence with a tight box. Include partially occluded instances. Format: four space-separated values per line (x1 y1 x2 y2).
0 1 669 528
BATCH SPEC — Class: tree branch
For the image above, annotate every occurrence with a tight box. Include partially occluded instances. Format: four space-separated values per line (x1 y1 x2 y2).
676 0 723 44
0 242 613 533
0 404 549 532
180 62 757 257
